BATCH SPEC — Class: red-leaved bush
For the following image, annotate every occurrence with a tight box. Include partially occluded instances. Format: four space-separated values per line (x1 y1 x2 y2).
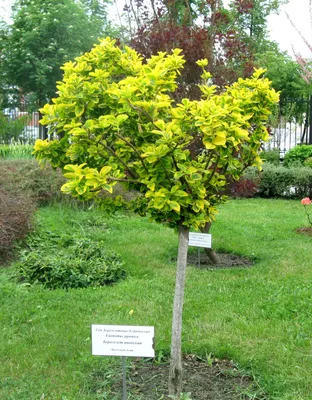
0 188 36 263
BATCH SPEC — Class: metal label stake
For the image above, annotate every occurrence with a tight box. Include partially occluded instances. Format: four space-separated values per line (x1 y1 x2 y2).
91 325 155 399
122 356 127 399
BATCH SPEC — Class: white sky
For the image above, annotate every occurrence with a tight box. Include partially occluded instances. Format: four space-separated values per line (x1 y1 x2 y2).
267 0 312 58
0 0 311 59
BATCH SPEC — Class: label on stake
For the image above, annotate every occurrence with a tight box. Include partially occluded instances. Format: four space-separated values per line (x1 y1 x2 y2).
189 232 212 248
91 325 155 358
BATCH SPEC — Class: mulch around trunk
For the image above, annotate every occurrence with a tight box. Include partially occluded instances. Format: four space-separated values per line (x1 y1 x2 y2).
296 227 312 236
187 252 254 269
109 355 266 399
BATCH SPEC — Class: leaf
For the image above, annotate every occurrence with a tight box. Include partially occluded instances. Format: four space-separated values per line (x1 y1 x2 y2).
213 131 227 146
168 200 180 213
153 197 166 210
116 114 129 125
174 190 188 198
190 173 202 181
103 183 113 194
75 104 85 117
100 166 112 175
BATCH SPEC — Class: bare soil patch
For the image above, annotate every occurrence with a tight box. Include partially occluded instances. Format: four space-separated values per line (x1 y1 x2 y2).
110 355 266 399
187 252 254 269
296 227 312 236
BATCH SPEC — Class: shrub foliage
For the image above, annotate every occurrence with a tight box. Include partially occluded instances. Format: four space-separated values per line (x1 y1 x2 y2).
284 145 312 167
0 189 35 262
0 159 66 204
0 159 67 262
0 112 29 144
15 237 126 290
244 164 312 198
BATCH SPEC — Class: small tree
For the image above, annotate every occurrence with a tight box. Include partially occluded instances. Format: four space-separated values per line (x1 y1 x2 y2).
34 38 278 398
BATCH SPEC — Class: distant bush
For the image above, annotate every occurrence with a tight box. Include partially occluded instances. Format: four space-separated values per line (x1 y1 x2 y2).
257 163 294 197
260 149 280 166
0 159 66 205
244 164 312 198
0 112 28 143
15 237 126 289
0 189 35 263
291 167 312 198
0 159 68 262
284 145 312 167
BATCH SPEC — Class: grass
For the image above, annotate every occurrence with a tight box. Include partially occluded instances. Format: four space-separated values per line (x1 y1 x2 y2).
0 198 312 399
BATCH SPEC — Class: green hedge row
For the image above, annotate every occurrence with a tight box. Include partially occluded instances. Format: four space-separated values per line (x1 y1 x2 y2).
244 164 312 198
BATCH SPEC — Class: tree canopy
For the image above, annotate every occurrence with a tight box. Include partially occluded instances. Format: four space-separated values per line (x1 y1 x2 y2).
34 38 279 228
255 50 310 120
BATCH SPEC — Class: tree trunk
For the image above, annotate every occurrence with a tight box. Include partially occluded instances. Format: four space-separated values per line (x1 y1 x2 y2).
169 223 189 399
200 222 219 265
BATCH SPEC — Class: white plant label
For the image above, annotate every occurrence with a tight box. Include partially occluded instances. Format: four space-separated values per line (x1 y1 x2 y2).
91 325 155 358
189 232 212 248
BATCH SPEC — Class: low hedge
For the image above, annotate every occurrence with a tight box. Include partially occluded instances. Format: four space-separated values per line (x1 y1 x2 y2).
244 164 312 198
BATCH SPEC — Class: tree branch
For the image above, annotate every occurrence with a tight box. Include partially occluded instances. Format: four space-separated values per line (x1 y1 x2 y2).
204 154 220 186
114 132 149 174
126 100 155 123
108 176 140 184
99 140 138 179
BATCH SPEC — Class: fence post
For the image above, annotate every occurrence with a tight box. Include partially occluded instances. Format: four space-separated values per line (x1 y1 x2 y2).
38 111 48 140
309 96 312 145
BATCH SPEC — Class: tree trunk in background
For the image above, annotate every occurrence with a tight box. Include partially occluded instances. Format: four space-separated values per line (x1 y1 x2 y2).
200 222 219 264
169 223 189 398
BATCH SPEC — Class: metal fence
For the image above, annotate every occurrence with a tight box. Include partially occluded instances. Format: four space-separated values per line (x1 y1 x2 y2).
265 97 312 158
1 103 40 144
2 98 312 149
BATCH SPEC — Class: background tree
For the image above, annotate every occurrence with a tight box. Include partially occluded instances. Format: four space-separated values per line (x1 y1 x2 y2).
255 49 311 122
120 0 289 93
33 38 279 398
0 20 9 107
0 0 111 109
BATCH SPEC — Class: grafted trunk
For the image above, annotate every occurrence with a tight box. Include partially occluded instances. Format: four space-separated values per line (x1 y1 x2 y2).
169 223 189 398
200 222 219 265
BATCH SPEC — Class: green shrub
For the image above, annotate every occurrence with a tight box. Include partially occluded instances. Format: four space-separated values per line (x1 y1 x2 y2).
284 144 312 167
15 237 126 289
0 112 29 144
260 149 280 166
291 167 312 197
246 163 294 197
244 164 312 198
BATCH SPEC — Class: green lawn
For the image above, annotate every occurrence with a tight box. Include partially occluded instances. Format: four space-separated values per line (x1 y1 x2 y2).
0 198 311 399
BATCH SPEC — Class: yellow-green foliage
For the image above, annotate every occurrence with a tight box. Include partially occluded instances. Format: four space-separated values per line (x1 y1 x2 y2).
34 38 279 229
